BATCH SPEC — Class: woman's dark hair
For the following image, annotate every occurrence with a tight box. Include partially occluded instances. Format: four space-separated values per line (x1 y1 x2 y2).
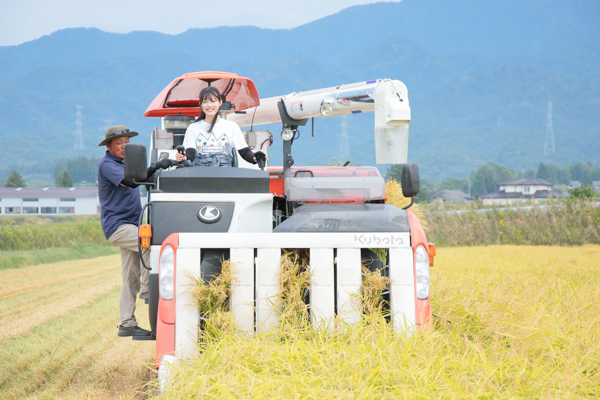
196 86 223 133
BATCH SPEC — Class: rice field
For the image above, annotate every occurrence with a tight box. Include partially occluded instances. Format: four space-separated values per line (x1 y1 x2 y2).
0 255 155 399
1 245 598 399
156 245 600 399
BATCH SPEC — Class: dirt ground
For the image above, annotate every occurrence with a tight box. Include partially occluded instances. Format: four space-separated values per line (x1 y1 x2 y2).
0 255 156 399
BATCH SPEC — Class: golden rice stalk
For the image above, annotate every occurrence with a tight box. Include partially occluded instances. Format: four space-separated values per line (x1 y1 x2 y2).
188 259 238 337
368 179 427 263
277 250 312 333
385 178 425 227
360 265 391 317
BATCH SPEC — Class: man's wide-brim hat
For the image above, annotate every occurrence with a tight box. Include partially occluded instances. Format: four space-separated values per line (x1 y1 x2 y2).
98 125 138 146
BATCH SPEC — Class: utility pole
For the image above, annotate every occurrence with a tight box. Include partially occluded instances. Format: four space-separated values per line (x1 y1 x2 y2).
74 105 85 150
544 101 555 156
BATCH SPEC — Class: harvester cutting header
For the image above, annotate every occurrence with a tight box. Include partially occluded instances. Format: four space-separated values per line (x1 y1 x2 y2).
125 71 434 379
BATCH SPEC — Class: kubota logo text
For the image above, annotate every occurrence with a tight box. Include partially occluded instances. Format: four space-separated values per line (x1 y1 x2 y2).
354 234 404 245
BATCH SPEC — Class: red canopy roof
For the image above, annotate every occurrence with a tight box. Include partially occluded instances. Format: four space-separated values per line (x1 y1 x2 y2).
144 71 260 117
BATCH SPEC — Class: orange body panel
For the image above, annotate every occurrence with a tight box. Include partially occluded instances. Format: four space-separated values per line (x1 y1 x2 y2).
407 210 433 330
156 233 178 368
144 72 260 118
268 166 284 196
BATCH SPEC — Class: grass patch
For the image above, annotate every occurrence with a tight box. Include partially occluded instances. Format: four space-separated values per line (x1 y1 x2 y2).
424 200 600 246
0 218 107 251
0 214 100 226
0 241 119 270
155 245 600 399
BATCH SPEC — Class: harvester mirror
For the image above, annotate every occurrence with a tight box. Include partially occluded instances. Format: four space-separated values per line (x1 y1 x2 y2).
124 143 147 181
401 162 420 198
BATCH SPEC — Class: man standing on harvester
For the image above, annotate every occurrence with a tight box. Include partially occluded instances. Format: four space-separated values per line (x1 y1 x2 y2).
97 125 170 337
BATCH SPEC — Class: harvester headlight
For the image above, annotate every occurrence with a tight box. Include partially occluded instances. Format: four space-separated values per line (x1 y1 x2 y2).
159 245 175 300
415 244 430 300
281 129 294 141
320 102 334 117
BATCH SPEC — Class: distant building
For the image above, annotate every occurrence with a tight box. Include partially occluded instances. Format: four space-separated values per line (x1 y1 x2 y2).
593 181 600 194
481 178 567 205
0 187 99 216
568 181 582 189
429 190 471 203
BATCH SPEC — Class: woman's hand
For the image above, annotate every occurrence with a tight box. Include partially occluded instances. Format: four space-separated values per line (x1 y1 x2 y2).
175 152 187 162
253 151 268 163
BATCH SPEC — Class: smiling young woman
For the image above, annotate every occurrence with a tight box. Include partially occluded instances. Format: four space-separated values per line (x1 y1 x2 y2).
175 86 261 167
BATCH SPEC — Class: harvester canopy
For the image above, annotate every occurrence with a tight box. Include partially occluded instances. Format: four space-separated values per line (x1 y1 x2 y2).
144 72 260 117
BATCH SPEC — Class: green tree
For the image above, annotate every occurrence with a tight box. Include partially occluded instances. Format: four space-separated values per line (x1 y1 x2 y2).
537 162 548 180
386 164 404 181
537 162 562 183
5 170 27 187
66 156 100 183
53 158 67 181
438 177 469 193
470 162 518 198
568 185 598 200
56 170 73 187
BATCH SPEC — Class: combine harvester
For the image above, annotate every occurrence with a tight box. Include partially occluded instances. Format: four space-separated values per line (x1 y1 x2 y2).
124 72 436 374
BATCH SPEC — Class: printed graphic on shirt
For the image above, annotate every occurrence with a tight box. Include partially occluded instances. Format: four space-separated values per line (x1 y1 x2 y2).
196 132 231 156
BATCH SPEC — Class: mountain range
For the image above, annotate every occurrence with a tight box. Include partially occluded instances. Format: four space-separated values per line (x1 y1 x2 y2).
0 0 598 183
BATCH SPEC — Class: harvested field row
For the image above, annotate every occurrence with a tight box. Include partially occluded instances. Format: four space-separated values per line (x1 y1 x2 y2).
0 255 154 399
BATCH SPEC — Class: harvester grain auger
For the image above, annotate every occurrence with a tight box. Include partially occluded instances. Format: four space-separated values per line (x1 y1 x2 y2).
124 71 436 372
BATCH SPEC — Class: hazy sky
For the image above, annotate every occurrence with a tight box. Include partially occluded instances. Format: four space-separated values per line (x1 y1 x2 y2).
0 0 400 47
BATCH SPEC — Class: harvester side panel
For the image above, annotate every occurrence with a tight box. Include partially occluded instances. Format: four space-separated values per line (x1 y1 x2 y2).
256 248 281 332
389 248 416 331
175 247 201 358
335 248 362 325
230 248 255 333
309 248 335 330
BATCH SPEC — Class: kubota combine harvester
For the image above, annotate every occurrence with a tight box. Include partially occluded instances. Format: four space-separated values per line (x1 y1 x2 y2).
124 71 435 374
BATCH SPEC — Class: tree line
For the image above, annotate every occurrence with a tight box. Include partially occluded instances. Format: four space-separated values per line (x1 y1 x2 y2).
53 156 101 185
388 161 600 200
3 156 100 188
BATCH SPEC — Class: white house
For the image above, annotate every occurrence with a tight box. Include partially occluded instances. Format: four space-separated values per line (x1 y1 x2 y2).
0 187 99 216
481 178 567 205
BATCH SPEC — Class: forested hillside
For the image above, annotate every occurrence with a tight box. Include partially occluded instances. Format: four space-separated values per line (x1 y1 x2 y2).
0 0 598 182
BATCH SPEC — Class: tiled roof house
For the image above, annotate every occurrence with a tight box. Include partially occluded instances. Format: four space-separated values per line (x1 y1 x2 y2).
480 178 566 205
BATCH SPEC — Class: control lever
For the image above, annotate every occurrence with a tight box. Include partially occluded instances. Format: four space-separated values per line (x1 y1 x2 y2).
176 145 191 167
255 151 267 171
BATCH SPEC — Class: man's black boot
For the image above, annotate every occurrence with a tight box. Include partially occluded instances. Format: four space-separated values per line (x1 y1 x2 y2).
118 325 151 337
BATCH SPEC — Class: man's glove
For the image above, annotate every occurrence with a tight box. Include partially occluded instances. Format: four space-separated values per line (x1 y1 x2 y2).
156 158 171 170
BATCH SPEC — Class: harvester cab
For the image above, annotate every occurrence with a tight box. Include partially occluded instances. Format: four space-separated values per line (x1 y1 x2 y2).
125 71 434 372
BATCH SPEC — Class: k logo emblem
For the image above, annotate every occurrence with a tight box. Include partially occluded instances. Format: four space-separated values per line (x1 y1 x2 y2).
197 206 222 224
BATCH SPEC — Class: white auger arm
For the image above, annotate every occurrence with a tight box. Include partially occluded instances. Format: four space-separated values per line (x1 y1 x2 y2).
228 79 411 164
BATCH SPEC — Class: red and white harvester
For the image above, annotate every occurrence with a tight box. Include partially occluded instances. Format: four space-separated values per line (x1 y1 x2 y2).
124 71 435 378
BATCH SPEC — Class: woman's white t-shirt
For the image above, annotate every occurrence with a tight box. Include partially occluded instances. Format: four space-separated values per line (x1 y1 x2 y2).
182 118 249 158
